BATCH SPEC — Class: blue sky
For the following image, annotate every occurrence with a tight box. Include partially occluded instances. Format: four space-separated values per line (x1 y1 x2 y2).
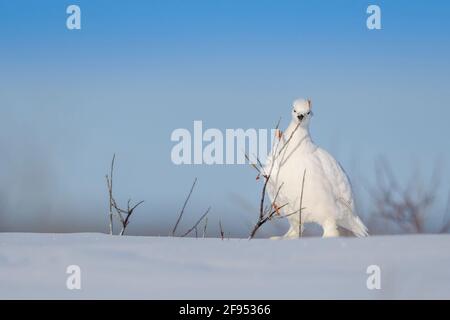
1 1 449 235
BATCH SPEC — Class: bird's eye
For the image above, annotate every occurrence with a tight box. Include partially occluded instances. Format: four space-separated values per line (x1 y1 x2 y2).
293 109 296 113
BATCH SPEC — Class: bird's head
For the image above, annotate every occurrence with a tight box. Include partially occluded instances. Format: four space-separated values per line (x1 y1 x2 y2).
291 98 313 126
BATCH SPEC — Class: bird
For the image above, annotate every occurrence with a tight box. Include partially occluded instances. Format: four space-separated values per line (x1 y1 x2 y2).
264 98 368 238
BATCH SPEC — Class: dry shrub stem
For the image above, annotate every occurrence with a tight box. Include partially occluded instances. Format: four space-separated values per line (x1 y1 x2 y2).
366 157 450 234
106 154 144 236
172 178 197 236
248 119 304 239
181 207 211 238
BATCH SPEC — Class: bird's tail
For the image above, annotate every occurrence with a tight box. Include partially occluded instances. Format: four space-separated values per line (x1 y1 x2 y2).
349 216 369 237
336 197 369 237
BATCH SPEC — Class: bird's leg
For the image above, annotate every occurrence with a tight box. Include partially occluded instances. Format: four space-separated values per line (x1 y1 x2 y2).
269 235 283 240
270 225 296 240
322 220 339 238
280 226 300 239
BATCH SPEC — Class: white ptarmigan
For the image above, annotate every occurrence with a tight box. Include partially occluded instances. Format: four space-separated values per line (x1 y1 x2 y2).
265 98 368 238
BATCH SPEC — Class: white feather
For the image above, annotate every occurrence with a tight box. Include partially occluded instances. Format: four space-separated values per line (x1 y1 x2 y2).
265 98 368 238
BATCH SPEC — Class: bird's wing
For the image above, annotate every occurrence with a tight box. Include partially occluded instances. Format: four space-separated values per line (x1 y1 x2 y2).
314 148 368 237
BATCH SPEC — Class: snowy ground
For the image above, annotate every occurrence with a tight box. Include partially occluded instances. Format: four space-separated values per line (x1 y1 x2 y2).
0 233 449 299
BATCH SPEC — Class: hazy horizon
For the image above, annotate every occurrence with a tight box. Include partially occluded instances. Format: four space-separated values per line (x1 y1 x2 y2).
1 0 449 237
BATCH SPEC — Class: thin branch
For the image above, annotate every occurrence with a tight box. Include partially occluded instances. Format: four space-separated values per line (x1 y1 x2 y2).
249 183 289 238
248 118 302 239
105 154 144 236
277 206 307 219
275 122 300 158
119 200 145 236
106 154 116 235
366 158 441 234
203 217 208 238
172 178 197 236
219 219 224 240
441 191 450 233
244 153 261 174
299 169 306 237
257 122 285 221
181 207 211 237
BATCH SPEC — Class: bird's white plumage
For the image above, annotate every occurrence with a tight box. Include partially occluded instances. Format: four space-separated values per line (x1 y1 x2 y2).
265 98 368 238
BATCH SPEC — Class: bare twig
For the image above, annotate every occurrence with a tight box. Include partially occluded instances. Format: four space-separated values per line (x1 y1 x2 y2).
203 217 208 238
275 122 300 158
105 154 144 236
244 153 261 175
181 207 211 238
106 154 116 235
248 118 303 239
172 178 197 236
249 180 288 238
299 169 306 237
219 219 224 240
248 202 290 239
119 200 145 236
258 122 284 218
366 158 443 234
277 206 306 219
441 191 450 233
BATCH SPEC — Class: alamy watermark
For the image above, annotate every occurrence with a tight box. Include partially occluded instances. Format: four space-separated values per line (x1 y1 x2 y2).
171 121 277 165
64 5 380 31
66 5 81 30
366 264 381 290
367 5 381 30
66 264 82 290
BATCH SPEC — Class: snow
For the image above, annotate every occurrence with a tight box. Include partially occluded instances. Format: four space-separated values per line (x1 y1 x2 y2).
0 233 449 299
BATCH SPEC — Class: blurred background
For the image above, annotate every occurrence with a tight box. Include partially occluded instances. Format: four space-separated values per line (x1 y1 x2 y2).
1 0 449 237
